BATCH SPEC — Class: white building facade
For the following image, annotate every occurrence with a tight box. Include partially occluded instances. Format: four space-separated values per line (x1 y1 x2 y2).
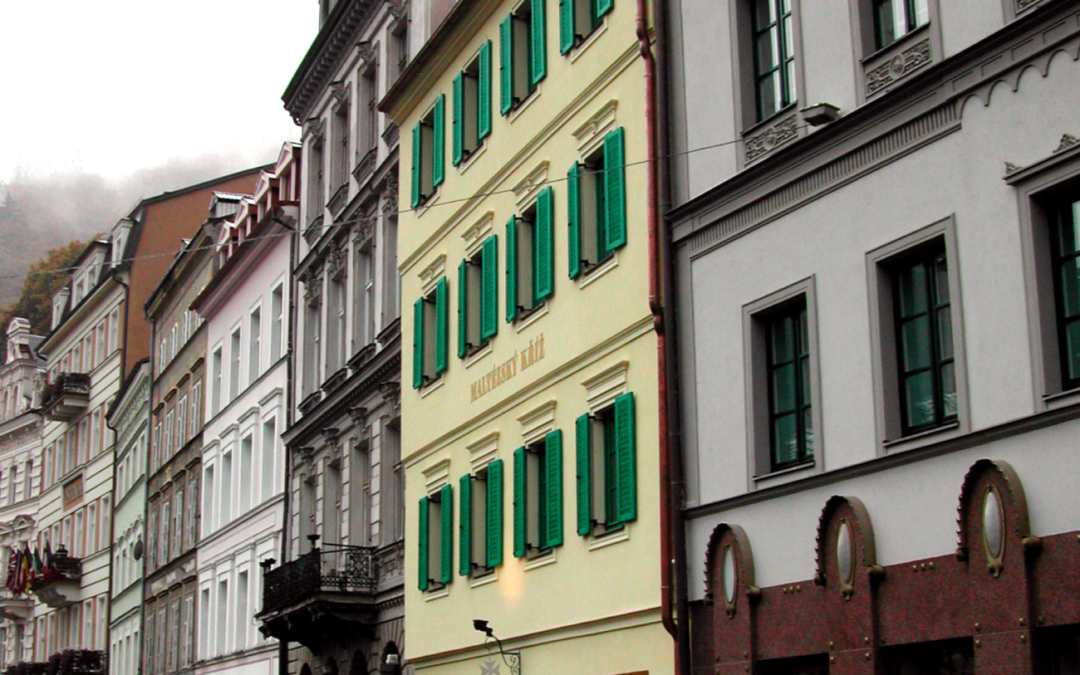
0 318 44 669
193 148 297 675
666 0 1080 672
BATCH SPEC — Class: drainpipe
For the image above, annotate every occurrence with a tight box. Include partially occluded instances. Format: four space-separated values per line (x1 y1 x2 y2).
646 0 692 672
633 0 678 655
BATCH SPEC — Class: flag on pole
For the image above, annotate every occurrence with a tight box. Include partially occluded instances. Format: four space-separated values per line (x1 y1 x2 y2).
20 543 31 594
5 548 16 594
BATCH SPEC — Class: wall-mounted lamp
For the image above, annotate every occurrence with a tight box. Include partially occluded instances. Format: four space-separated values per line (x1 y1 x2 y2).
473 620 520 675
800 103 841 127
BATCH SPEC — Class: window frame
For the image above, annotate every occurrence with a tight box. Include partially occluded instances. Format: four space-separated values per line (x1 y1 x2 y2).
507 188 555 323
410 96 446 209
848 0 941 104
459 235 499 358
568 127 627 281
866 216 969 453
1011 145 1080 410
413 276 450 389
452 42 493 168
743 277 824 486
500 0 547 117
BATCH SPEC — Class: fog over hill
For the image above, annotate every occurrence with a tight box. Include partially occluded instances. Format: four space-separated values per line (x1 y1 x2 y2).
0 148 279 309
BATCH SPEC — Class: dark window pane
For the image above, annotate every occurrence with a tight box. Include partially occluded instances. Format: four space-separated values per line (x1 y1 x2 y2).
897 262 928 318
940 362 957 418
1061 258 1080 319
771 364 797 414
758 77 778 119
772 414 798 465
904 371 935 428
900 316 932 371
800 356 811 403
934 255 949 304
756 29 779 72
1066 321 1080 382
770 315 793 362
1057 206 1080 257
783 15 794 61
935 308 953 360
753 0 775 30
802 407 814 455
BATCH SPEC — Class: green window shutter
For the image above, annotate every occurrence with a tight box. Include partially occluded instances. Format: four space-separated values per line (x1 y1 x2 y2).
457 260 468 359
500 15 513 116
435 277 449 375
481 236 499 341
486 459 504 568
568 162 582 279
459 474 472 576
478 41 493 140
534 187 554 302
544 430 563 547
559 0 574 54
613 392 637 523
411 123 422 208
596 0 613 18
432 95 446 188
506 216 518 323
575 413 591 535
452 73 464 167
513 446 527 557
439 484 453 584
418 496 429 590
604 127 627 253
529 0 547 87
412 298 424 389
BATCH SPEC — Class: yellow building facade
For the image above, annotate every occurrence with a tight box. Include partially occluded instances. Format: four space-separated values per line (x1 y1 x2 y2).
381 0 668 669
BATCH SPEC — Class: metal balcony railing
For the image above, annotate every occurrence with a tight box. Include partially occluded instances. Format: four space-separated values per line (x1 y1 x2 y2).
261 544 377 615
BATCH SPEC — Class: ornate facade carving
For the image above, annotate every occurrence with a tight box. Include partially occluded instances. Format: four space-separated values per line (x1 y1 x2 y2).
744 114 799 163
381 176 398 216
303 265 324 306
328 240 348 281
865 38 932 97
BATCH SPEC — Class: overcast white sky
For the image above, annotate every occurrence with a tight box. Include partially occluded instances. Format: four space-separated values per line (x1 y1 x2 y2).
0 0 317 181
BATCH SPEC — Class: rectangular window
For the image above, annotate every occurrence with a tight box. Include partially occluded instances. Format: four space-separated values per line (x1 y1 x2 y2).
391 21 409 82
381 423 404 543
95 322 106 365
303 294 321 397
177 395 187 450
452 41 492 167
100 495 111 552
203 465 215 536
892 247 956 434
163 411 173 464
872 0 928 49
239 435 253 515
220 450 233 526
459 459 503 577
173 487 183 556
765 302 813 469
230 327 241 400
500 0 546 115
383 215 401 325
458 235 499 358
507 188 554 322
1051 199 1080 391
410 96 446 208
185 478 199 550
198 588 210 660
271 284 284 362
331 99 350 192
215 580 228 656
417 484 453 590
147 510 158 571
144 610 155 674
751 0 795 121
308 138 326 224
513 431 562 556
211 347 223 416
567 127 626 278
161 500 170 562
181 595 194 667
360 64 379 156
328 272 346 375
867 218 966 450
261 418 277 503
559 0 610 53
249 306 261 384
235 571 248 653
168 599 180 672
191 382 201 437
412 277 449 388
575 392 637 536
90 408 101 458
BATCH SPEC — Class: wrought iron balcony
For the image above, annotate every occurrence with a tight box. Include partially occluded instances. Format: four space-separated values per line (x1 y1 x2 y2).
41 373 90 421
258 544 378 649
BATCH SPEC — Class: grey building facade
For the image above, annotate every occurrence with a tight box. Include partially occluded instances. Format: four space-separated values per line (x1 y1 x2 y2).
665 0 1080 672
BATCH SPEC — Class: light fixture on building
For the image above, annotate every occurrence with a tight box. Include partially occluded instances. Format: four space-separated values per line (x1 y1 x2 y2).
800 103 841 127
473 620 521 675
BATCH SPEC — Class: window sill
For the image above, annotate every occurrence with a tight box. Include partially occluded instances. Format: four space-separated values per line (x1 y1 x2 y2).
753 460 816 487
469 568 499 588
569 18 608 64
419 376 445 399
423 585 449 601
587 524 630 551
458 142 487 176
882 419 960 454
523 547 556 571
579 252 619 290
1042 386 1080 411
514 302 549 333
464 342 493 369
508 87 541 125
416 190 440 218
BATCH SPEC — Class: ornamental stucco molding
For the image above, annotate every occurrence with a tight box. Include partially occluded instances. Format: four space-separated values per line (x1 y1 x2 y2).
865 38 932 97
744 114 799 163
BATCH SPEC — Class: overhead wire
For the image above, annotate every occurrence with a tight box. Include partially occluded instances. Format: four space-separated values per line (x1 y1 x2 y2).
0 125 809 282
